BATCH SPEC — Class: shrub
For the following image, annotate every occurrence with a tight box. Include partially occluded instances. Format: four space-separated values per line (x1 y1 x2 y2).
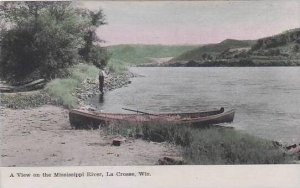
0 2 84 83
89 46 110 69
45 78 79 108
293 44 299 52
45 63 98 108
0 2 107 84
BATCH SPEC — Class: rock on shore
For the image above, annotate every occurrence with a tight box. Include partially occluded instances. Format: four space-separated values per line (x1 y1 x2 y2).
75 71 135 106
0 71 135 109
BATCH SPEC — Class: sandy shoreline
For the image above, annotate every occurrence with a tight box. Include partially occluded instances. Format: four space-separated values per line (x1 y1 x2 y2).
0 105 181 167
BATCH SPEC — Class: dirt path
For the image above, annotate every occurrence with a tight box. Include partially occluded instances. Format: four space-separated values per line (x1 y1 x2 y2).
0 105 181 167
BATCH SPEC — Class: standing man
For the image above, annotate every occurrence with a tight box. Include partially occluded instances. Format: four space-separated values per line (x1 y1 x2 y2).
99 69 106 94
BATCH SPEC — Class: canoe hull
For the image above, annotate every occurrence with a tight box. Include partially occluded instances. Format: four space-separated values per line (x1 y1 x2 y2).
188 110 235 127
69 108 235 129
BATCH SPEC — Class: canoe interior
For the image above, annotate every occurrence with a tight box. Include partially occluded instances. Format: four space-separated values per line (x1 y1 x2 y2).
69 108 235 130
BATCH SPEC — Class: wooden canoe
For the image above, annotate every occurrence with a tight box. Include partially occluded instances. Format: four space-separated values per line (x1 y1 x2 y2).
69 107 235 129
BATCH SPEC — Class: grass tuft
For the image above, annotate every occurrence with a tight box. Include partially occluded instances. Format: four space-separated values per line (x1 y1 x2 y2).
45 63 98 108
102 122 291 164
45 78 79 108
182 127 288 164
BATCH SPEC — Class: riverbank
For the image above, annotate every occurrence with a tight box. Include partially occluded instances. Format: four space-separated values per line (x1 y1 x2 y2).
0 105 180 166
143 58 300 67
75 71 134 108
0 64 134 109
1 66 300 166
2 104 298 166
0 64 183 166
102 121 299 164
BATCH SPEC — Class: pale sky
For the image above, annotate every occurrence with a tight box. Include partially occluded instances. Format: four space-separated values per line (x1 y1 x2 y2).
79 1 300 46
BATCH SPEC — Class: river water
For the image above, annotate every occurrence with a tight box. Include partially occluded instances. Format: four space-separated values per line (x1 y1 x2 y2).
90 67 300 144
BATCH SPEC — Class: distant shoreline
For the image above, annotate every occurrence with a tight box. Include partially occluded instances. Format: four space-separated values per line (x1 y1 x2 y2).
140 59 300 67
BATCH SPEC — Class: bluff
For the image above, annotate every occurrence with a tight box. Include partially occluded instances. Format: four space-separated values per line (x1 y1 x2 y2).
165 28 300 67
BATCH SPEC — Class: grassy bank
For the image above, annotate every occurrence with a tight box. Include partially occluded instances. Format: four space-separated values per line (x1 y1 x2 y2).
0 64 98 109
0 91 51 109
104 122 292 164
45 63 99 108
1 62 133 109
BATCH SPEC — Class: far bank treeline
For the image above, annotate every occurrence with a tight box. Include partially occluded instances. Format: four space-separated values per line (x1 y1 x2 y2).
0 2 109 85
146 28 300 67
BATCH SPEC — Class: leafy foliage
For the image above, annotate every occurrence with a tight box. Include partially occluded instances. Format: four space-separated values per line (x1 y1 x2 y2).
77 8 108 68
171 39 255 62
252 28 300 50
0 2 107 84
167 28 300 67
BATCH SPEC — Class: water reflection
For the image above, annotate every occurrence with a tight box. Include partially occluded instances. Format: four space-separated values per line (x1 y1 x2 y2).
98 93 104 104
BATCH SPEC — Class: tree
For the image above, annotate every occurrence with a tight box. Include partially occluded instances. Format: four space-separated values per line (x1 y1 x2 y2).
267 49 281 56
293 44 299 52
78 8 108 69
0 2 107 84
202 53 213 60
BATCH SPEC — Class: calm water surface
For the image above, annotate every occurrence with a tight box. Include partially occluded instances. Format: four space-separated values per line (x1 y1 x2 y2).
90 67 300 143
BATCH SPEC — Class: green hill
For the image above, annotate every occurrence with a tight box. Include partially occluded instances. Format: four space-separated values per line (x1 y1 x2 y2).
166 28 300 67
250 28 300 56
168 39 255 63
107 44 196 71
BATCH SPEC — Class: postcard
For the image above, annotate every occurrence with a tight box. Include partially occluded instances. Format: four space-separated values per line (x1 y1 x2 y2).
0 1 299 187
